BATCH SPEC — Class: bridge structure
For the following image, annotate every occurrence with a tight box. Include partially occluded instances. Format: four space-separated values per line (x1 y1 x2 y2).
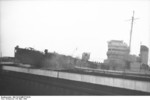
0 64 150 95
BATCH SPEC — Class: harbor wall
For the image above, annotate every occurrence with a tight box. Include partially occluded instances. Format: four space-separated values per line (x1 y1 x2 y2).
2 66 150 93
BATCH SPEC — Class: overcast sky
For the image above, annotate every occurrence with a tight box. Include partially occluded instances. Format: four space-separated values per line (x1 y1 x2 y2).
0 0 150 64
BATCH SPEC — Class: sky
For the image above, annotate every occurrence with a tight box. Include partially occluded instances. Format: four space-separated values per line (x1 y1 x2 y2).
0 0 150 64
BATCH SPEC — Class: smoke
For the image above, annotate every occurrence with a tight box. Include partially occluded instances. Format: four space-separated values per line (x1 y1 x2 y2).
41 54 75 70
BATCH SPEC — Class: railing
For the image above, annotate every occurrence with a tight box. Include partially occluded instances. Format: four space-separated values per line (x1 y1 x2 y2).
74 66 150 78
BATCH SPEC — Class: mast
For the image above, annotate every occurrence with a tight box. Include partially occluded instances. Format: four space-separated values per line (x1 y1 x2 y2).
129 11 135 54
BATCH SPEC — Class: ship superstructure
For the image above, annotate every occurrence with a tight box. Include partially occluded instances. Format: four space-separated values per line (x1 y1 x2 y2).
104 40 149 71
104 40 130 70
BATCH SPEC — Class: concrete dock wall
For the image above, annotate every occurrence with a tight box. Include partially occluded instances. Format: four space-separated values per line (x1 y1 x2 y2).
2 66 150 93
